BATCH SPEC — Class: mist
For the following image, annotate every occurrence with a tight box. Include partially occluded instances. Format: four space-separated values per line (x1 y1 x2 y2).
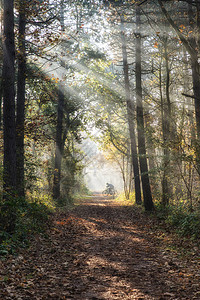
81 138 123 193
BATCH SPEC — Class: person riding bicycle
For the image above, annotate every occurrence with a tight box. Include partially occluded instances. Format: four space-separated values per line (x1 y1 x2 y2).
106 183 114 195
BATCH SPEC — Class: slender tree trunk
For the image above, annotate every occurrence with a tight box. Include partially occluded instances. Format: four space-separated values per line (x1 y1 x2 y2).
187 1 200 175
191 61 200 141
162 36 171 205
0 78 3 131
16 0 26 197
144 112 157 182
196 0 200 50
60 0 65 31
120 153 132 200
159 57 169 205
53 87 64 200
2 0 16 232
0 0 3 130
53 1 65 200
120 156 129 199
135 6 154 211
187 2 200 141
120 16 142 205
145 127 158 197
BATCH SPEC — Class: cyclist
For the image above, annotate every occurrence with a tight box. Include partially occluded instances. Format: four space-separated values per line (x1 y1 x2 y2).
106 183 114 194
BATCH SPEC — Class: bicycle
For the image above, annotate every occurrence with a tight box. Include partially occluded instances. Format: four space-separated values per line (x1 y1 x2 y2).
102 187 117 199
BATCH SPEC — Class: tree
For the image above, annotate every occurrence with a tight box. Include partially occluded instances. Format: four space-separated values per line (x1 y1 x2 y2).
53 0 68 200
158 0 200 174
2 0 16 231
16 0 26 198
120 15 142 205
53 87 65 200
135 5 154 211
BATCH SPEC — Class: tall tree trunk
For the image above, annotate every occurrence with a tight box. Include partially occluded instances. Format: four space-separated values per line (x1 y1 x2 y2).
159 38 172 206
119 152 133 200
2 0 16 232
187 1 200 175
53 87 64 200
187 1 200 142
159 57 169 205
0 78 3 131
16 0 26 198
0 0 3 130
135 6 154 211
145 125 158 197
162 36 171 205
60 0 65 31
53 0 65 200
191 60 200 142
120 16 142 205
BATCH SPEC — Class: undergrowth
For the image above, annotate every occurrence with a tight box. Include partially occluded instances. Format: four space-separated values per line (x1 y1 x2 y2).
115 191 136 205
0 194 55 256
155 202 200 241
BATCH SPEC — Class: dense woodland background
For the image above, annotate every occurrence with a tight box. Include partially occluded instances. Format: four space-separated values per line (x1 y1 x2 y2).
0 0 200 254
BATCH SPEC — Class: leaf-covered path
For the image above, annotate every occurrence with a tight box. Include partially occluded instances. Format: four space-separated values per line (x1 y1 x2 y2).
0 196 200 299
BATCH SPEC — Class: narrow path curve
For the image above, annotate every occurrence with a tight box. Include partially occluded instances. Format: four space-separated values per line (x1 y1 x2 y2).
0 196 199 299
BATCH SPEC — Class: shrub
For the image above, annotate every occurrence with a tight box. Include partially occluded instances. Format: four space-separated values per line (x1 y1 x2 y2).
155 202 200 240
0 193 54 255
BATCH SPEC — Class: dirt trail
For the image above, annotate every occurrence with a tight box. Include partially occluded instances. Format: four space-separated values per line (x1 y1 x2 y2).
0 196 199 299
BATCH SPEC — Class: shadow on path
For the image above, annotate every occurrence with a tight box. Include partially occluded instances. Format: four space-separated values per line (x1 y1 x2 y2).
0 196 199 299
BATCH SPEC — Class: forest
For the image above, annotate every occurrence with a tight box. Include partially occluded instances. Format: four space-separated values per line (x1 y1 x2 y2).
0 0 200 299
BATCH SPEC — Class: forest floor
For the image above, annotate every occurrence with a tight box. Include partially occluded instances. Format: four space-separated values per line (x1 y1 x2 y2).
0 195 200 300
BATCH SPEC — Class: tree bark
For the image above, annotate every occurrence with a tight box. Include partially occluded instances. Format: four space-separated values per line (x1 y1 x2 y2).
120 16 142 205
187 1 200 175
158 50 170 206
3 0 16 191
2 0 16 231
135 6 154 211
53 87 64 200
16 0 26 197
53 1 66 200
187 1 200 143
162 36 171 205
0 0 3 130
